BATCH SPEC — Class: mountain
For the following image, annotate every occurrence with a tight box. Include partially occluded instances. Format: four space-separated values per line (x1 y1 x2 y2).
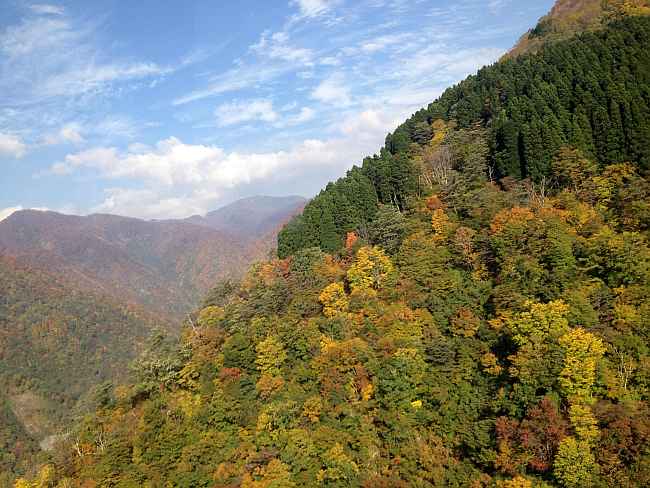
185 196 307 239
0 196 304 484
0 196 305 321
0 254 162 482
24 6 650 488
278 12 650 257
507 0 650 58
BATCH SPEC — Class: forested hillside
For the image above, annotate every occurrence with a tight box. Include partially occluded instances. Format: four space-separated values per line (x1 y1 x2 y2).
0 256 163 483
15 9 650 488
507 0 650 58
278 15 650 257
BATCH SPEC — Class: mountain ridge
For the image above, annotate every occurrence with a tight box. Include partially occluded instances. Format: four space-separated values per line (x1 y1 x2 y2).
0 196 306 320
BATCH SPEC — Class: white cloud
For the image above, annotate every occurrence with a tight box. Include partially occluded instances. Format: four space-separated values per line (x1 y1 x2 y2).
92 188 218 220
320 56 341 66
29 4 65 16
172 64 288 105
488 0 512 14
94 116 138 139
0 133 26 158
251 31 314 64
311 73 351 106
53 99 416 219
291 107 316 124
215 99 278 127
0 10 170 143
358 33 413 54
290 0 336 18
0 206 22 221
43 123 84 145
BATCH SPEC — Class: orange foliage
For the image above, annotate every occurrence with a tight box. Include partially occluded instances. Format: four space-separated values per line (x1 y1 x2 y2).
345 232 359 250
490 207 535 234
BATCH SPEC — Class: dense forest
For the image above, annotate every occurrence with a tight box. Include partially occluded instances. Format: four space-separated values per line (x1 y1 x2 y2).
0 256 163 485
7 5 650 488
278 14 650 257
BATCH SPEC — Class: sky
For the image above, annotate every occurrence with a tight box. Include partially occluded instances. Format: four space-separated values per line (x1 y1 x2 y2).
0 0 555 221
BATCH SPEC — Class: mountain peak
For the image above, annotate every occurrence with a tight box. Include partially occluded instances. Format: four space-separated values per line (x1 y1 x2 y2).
186 195 307 238
507 0 650 58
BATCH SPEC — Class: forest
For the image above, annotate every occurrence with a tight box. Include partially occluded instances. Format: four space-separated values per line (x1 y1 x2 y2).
7 8 650 488
278 15 650 257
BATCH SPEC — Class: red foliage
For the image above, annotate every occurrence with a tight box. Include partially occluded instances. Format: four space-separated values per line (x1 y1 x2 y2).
219 367 242 381
496 397 569 474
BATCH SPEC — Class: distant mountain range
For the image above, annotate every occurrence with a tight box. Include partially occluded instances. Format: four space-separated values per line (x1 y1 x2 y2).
183 195 307 239
0 195 306 320
0 195 305 471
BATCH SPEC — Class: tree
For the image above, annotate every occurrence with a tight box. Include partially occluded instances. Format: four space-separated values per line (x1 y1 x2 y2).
558 328 606 403
319 282 349 318
554 437 599 488
256 336 287 377
347 246 395 292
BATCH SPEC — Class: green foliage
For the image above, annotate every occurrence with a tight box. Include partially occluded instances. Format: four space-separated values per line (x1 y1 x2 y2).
20 12 650 488
279 16 650 257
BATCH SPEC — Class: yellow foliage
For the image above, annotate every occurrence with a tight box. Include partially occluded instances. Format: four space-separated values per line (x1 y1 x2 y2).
317 443 359 483
496 476 533 488
255 335 287 376
319 282 349 318
481 352 503 376
376 303 426 345
172 390 202 418
568 404 600 445
15 465 57 488
501 300 571 347
559 328 606 403
431 208 452 242
361 383 374 401
554 437 598 488
346 246 394 292
302 395 323 423
197 306 224 327
241 459 296 488
430 119 449 148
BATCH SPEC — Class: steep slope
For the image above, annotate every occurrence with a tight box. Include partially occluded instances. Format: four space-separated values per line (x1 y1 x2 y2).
0 255 163 481
26 7 650 488
185 196 307 240
508 0 650 58
0 197 305 483
279 14 650 257
39 132 650 488
0 211 246 320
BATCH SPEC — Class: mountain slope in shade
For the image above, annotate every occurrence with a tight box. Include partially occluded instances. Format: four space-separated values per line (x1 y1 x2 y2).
507 0 650 58
0 254 163 480
0 198 304 321
184 195 307 239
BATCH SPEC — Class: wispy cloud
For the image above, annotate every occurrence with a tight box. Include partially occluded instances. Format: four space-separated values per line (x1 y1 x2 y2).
0 7 170 146
0 133 26 158
28 4 65 16
289 0 338 19
42 123 84 145
311 73 351 106
215 99 278 127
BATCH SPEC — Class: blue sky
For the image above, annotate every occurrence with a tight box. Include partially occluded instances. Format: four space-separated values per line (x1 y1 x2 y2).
0 0 554 220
